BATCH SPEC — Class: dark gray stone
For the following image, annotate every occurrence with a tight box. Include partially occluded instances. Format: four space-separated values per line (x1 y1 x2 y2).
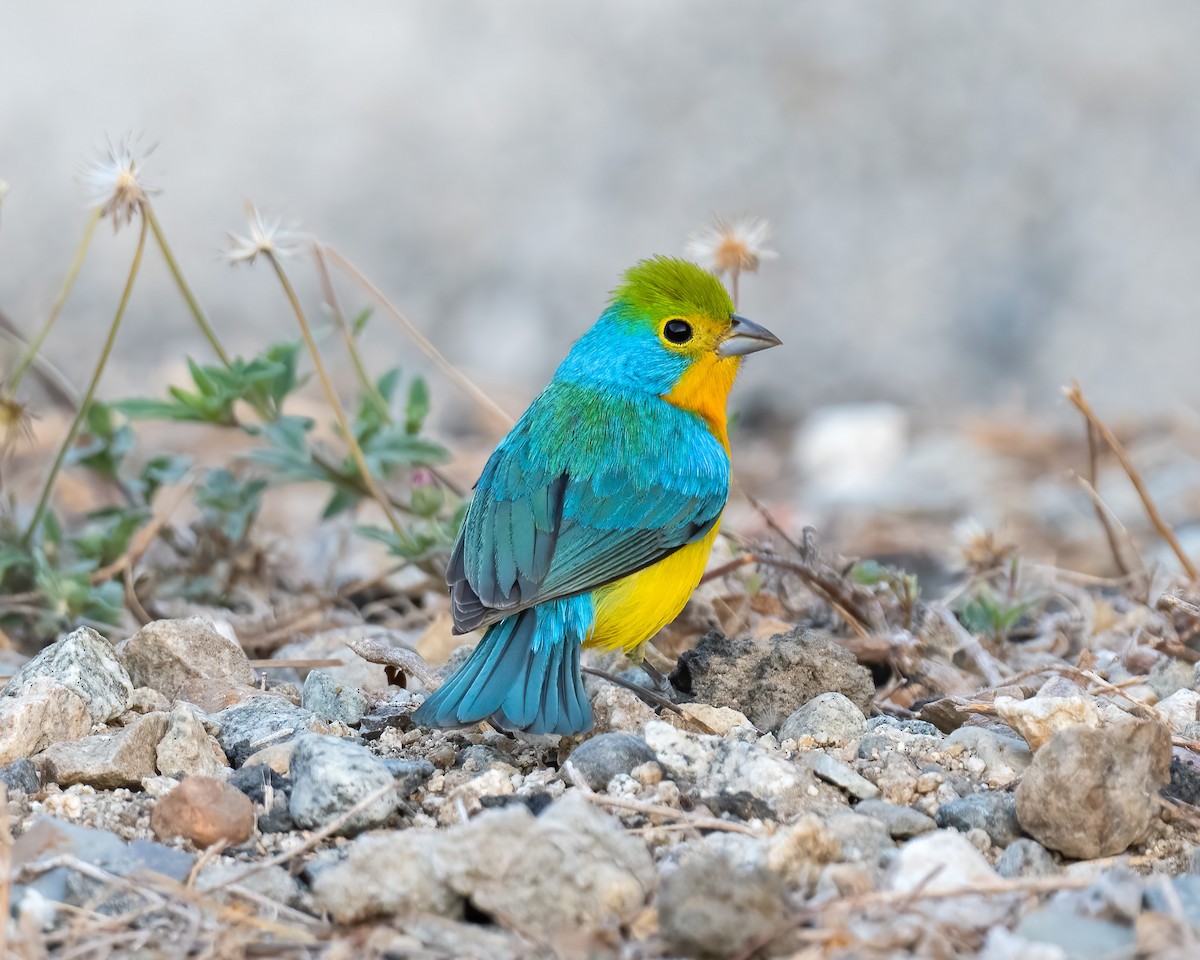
935 792 1022 847
658 847 790 959
855 799 936 839
382 757 436 795
210 697 316 767
996 838 1059 879
0 758 41 795
289 734 401 835
1168 748 1200 806
567 733 657 791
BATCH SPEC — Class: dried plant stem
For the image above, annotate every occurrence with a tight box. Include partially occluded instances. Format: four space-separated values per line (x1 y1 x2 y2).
144 204 231 366
23 215 148 544
1084 420 1133 577
312 244 387 416
202 779 399 892
323 245 515 431
729 268 740 309
312 245 465 500
265 252 404 537
6 207 101 391
1065 382 1199 581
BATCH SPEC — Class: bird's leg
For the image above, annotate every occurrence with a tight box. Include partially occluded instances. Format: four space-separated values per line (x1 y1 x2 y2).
581 667 686 718
638 660 678 700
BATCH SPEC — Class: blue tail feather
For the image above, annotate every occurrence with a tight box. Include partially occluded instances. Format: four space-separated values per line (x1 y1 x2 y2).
414 596 594 735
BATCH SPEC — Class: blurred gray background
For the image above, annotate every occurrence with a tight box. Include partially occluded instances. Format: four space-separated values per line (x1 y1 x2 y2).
4 1 1200 428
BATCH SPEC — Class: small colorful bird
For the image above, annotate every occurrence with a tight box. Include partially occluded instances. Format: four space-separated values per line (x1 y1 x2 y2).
414 257 780 735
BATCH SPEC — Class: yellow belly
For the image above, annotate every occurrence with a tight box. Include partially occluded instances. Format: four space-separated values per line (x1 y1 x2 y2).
584 518 722 657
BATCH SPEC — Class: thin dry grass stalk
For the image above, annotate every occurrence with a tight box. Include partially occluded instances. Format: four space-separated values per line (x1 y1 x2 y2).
201 778 400 893
1064 381 1199 581
23 214 150 544
323 244 515 432
265 248 405 537
4 208 101 394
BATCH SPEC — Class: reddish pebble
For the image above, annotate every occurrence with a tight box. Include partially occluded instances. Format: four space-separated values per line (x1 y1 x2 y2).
151 776 255 848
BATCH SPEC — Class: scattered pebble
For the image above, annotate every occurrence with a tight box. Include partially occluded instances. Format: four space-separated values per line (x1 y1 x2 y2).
1016 718 1171 858
779 691 867 746
0 679 90 766
810 752 880 800
0 758 41 796
151 776 256 848
37 711 169 789
566 733 657 791
301 669 369 725
658 843 790 960
855 799 937 839
210 697 318 767
4 626 132 723
288 733 408 834
156 704 230 779
119 618 254 697
934 791 1022 848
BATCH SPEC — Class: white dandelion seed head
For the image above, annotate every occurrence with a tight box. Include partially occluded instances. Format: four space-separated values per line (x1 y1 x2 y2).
79 134 158 231
225 203 307 266
685 216 778 276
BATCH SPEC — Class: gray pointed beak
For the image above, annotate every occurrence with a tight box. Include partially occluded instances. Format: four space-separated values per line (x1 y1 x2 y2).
717 314 782 357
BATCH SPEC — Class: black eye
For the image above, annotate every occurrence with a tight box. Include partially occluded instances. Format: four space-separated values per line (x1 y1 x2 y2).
663 319 693 344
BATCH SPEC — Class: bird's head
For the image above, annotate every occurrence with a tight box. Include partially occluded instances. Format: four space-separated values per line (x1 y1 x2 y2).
557 256 781 400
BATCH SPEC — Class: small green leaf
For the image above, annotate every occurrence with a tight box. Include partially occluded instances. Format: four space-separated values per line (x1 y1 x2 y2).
405 377 430 435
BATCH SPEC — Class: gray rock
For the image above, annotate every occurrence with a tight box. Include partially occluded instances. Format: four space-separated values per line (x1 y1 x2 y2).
671 628 875 731
1016 908 1136 960
210 697 317 767
1149 656 1195 700
1016 718 1170 859
779 691 867 746
197 860 303 909
156 704 230 779
809 753 880 800
12 817 194 909
1167 747 1200 806
855 799 937 839
888 830 1009 928
859 716 946 761
229 763 294 834
658 844 790 960
0 678 91 766
301 670 368 725
566 733 657 791
309 792 655 939
645 720 813 819
288 734 403 834
825 812 894 866
0 758 41 796
38 712 169 789
381 757 436 796
4 626 131 723
1144 875 1200 930
945 725 1032 786
935 792 1022 847
997 838 1059 879
119 618 254 697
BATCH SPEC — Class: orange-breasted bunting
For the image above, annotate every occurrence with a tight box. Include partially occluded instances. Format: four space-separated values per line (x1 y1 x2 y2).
414 256 780 735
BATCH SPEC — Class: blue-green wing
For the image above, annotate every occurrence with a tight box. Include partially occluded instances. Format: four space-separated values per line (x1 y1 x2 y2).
448 384 729 633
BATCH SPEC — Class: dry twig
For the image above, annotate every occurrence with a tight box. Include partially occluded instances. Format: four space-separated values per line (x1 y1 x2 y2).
1064 382 1198 581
